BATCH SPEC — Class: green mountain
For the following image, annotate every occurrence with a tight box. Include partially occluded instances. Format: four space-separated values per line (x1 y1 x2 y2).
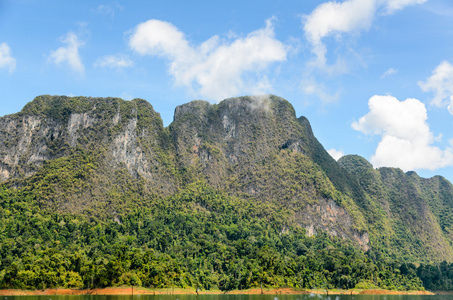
338 155 453 262
0 95 452 291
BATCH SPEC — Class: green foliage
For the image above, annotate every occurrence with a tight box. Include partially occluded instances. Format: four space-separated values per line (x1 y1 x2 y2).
339 155 453 263
417 262 453 291
1 95 452 291
20 95 93 122
354 280 378 290
0 180 426 291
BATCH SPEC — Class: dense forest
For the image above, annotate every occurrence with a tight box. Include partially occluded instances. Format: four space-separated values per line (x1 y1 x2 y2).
0 176 429 291
0 95 452 291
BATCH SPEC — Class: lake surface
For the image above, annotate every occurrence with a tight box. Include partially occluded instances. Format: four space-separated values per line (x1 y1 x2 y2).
3 295 453 300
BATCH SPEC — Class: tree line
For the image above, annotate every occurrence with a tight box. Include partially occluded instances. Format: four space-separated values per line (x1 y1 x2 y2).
1 181 450 292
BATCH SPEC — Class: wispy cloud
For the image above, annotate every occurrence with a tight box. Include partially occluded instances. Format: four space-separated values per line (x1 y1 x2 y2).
96 4 115 16
94 54 133 68
384 0 428 14
95 3 123 17
302 0 427 72
301 77 340 104
419 60 453 115
129 18 287 101
49 32 85 74
352 95 453 171
0 42 16 73
303 0 376 73
120 92 133 101
381 67 398 78
424 1 453 17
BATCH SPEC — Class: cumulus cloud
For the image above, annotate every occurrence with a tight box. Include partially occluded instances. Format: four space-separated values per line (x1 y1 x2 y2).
328 148 344 161
302 0 427 71
419 60 453 115
94 54 133 68
0 42 16 72
129 18 287 101
49 32 84 74
352 95 453 171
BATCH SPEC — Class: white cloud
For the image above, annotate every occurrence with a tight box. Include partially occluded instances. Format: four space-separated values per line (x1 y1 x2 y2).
383 0 427 14
419 60 453 115
352 95 453 172
49 32 84 74
94 54 133 68
0 42 16 72
129 18 287 101
302 0 427 71
303 0 376 71
328 148 344 161
381 67 398 78
301 77 340 103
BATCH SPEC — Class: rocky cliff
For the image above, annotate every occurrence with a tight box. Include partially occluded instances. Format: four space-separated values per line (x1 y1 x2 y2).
1 94 452 262
0 96 174 185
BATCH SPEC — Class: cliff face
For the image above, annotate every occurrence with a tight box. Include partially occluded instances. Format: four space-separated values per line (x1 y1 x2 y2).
339 155 453 261
2 96 176 181
170 96 306 185
1 94 452 262
169 95 368 248
0 96 173 217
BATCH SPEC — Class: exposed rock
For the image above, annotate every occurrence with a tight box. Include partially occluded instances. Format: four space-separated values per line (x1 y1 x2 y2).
1 94 453 261
298 198 369 251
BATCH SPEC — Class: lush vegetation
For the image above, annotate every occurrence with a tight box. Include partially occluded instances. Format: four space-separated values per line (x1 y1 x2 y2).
0 179 425 291
1 95 453 292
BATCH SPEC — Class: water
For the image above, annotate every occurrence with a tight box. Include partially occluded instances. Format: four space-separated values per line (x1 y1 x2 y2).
2 295 453 300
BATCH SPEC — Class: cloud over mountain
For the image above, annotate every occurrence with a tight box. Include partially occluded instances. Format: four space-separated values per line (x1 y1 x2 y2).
302 0 427 71
419 60 453 115
49 32 85 74
352 95 453 171
129 19 287 101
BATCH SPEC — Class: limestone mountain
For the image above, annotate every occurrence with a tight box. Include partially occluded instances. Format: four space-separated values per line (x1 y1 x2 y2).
1 94 452 264
339 155 453 262
0 95 177 214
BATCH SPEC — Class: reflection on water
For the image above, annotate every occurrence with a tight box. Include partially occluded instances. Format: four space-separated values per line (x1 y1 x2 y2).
2 295 453 300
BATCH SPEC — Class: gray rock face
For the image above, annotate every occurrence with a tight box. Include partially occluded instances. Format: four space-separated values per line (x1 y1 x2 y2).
169 95 370 249
0 114 64 180
0 95 369 250
0 95 176 194
170 95 308 176
2 94 453 260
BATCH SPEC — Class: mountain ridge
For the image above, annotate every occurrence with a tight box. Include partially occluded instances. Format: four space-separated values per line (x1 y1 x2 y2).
1 94 452 264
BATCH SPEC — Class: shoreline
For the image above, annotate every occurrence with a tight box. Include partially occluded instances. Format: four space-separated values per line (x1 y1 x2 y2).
0 287 435 296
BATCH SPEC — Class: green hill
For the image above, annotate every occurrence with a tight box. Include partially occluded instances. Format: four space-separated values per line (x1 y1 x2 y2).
0 95 452 291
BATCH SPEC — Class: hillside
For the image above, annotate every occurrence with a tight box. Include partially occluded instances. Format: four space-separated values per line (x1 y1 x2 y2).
0 95 452 291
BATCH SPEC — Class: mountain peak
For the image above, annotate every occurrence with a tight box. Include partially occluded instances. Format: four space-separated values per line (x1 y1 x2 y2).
1 94 453 263
338 154 374 176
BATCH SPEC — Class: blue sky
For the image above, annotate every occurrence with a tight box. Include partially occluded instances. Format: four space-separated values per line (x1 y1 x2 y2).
1 0 453 183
